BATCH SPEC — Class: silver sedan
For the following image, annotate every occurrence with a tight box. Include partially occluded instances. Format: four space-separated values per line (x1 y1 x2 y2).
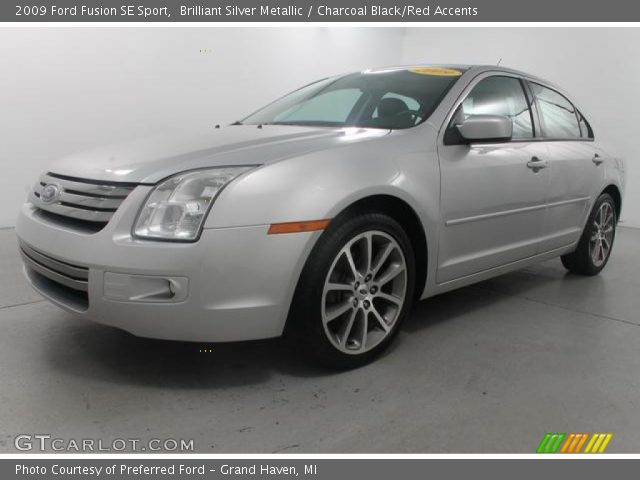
16 65 626 368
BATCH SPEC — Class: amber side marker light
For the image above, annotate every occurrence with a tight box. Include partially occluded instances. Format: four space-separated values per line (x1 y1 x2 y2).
268 219 332 235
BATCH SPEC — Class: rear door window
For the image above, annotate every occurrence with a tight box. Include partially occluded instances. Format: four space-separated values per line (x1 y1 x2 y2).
530 83 582 139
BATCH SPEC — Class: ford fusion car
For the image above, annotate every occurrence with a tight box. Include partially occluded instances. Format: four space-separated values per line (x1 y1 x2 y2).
16 65 626 368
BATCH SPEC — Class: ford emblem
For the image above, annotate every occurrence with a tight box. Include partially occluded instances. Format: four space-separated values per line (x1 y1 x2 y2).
41 183 62 204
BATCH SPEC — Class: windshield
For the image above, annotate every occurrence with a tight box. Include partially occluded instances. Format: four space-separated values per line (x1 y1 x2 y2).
242 67 464 130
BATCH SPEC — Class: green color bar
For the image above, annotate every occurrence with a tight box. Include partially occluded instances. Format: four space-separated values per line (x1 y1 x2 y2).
549 433 566 453
537 433 553 453
537 433 566 453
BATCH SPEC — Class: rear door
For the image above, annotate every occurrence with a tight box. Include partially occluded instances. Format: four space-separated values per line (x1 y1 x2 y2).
437 74 550 283
526 82 604 252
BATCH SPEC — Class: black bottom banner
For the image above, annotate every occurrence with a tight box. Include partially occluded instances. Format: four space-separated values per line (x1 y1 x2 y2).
4 459 639 480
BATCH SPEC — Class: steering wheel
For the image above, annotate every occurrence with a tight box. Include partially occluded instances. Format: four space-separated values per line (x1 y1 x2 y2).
396 109 424 124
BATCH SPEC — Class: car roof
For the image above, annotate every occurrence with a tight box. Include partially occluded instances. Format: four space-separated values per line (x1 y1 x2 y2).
361 64 556 86
354 63 590 121
357 64 571 102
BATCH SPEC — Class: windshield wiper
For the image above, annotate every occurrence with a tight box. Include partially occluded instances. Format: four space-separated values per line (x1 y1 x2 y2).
261 121 343 127
230 120 243 125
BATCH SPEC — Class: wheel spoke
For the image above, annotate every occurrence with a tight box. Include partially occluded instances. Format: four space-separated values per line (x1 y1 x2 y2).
605 215 613 228
358 313 369 351
372 242 394 277
376 263 405 287
598 206 605 227
370 307 391 333
324 300 353 323
603 210 614 229
325 282 353 293
343 248 359 280
376 292 403 306
597 239 603 262
337 308 358 345
364 232 373 273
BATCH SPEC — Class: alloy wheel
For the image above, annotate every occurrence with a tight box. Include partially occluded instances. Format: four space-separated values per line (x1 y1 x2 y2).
321 230 408 355
589 201 615 267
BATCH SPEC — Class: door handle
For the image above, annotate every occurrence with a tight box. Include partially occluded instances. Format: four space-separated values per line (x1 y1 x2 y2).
592 154 604 166
527 156 548 172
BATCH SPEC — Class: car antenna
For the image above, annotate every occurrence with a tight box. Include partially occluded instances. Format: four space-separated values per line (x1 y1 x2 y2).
496 57 503 66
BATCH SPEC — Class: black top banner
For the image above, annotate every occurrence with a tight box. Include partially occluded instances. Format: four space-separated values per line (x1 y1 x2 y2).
3 0 640 22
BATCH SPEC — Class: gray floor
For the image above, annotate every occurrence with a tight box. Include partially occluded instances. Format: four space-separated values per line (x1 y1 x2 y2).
1 227 639 453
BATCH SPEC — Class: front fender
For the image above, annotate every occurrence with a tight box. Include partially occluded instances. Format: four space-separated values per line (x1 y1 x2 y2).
204 130 438 230
203 129 442 300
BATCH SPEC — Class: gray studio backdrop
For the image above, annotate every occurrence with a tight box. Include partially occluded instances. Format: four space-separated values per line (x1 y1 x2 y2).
0 27 638 228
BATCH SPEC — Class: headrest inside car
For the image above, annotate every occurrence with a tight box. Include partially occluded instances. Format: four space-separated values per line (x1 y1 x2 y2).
377 98 409 118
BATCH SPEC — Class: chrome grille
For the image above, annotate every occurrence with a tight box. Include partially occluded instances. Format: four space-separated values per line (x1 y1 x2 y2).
31 173 136 230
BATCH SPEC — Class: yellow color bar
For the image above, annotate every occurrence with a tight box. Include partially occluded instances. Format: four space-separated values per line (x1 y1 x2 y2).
585 433 613 453
584 434 599 453
597 433 613 453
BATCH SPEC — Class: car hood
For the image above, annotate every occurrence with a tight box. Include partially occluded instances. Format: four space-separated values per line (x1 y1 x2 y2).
48 125 391 184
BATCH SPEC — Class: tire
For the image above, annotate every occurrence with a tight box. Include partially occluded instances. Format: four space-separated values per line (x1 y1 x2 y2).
561 193 617 276
286 211 416 369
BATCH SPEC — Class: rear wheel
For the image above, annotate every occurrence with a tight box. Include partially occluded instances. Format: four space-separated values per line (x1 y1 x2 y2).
287 212 416 369
561 193 617 275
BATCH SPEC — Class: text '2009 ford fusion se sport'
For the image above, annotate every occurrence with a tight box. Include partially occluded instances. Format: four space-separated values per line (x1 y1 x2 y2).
16 65 626 368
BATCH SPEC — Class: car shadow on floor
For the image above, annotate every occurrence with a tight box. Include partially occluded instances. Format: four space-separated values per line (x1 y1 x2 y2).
42 321 324 388
41 260 581 389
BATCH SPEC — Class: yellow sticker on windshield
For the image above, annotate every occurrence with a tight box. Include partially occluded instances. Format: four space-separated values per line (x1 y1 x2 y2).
408 67 462 76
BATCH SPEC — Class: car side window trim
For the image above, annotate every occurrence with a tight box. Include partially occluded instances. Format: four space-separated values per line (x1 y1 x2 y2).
518 78 538 138
525 80 594 142
521 79 542 139
441 73 538 146
576 109 595 139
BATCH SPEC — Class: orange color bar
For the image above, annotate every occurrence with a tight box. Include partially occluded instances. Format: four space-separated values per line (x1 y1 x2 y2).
560 433 590 454
268 219 331 235
573 433 589 453
567 434 581 453
560 434 576 453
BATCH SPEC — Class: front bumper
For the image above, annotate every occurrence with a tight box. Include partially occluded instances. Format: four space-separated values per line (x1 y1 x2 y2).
15 188 318 342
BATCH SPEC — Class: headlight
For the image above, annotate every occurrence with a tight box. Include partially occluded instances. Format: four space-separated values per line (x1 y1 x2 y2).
134 167 253 241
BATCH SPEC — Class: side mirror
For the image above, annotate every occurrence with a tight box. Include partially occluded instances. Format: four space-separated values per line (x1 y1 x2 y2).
456 115 512 143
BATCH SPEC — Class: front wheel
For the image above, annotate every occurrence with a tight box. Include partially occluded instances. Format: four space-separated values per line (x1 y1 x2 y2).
287 212 416 369
561 193 617 275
